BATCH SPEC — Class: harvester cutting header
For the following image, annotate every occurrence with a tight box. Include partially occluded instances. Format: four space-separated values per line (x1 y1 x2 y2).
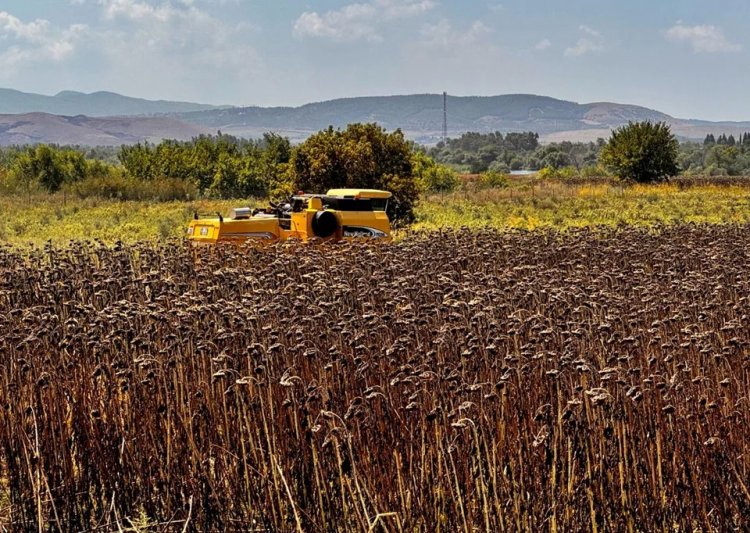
187 189 392 245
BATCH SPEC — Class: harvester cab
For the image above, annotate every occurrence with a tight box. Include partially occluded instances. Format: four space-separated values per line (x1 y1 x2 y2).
187 188 392 245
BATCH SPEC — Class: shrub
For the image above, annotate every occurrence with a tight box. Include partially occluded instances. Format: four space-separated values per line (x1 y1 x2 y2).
0 167 16 194
488 161 510 174
479 169 509 189
580 165 607 178
537 166 579 180
65 170 199 202
412 152 459 193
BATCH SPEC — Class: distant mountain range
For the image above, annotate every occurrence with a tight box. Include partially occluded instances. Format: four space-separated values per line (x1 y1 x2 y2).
1 89 750 146
175 95 678 143
0 113 206 146
0 89 226 117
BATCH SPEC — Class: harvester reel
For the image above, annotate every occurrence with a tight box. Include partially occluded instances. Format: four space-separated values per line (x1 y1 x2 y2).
312 211 339 238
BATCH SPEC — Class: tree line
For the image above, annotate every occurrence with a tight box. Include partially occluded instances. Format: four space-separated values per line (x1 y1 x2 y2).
0 121 747 222
680 133 750 176
0 124 459 224
429 131 604 174
427 129 750 177
703 133 750 146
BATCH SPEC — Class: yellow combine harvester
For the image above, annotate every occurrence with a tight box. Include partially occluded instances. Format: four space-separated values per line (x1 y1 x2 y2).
187 188 392 245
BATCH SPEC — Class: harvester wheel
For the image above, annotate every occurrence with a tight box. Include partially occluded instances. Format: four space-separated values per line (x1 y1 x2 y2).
312 211 338 238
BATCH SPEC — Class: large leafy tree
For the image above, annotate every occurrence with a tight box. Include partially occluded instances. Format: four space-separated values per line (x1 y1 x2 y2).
290 123 418 224
600 122 679 183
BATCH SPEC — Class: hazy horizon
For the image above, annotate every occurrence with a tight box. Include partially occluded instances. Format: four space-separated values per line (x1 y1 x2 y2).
1 1 749 121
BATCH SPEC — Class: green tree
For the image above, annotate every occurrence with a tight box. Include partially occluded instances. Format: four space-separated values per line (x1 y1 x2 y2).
411 151 459 193
290 123 418 224
59 150 87 184
118 143 155 182
35 146 65 191
539 149 571 170
117 134 285 198
600 122 679 183
488 160 510 174
210 152 243 197
258 133 292 197
706 145 739 175
11 145 84 193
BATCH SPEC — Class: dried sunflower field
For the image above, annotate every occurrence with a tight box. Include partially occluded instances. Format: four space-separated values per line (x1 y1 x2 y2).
1 226 750 531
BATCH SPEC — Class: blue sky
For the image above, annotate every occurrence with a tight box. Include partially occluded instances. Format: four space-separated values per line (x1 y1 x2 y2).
0 0 748 120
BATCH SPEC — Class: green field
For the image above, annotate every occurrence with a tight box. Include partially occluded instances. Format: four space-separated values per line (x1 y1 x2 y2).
3 181 750 245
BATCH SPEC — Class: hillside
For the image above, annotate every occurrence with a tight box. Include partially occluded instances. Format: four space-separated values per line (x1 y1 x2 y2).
0 89 227 117
0 113 209 146
178 94 750 143
1 91 750 145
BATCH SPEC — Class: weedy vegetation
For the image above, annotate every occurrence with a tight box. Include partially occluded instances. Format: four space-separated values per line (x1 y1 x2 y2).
417 181 750 230
5 180 750 245
1 226 750 530
0 196 242 246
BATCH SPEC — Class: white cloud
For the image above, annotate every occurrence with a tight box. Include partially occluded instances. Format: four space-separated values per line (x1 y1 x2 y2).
95 0 260 65
564 25 604 57
419 19 491 49
293 4 380 42
293 0 435 42
0 11 51 42
405 18 536 99
535 38 551 51
100 0 177 22
87 0 264 101
0 11 86 69
375 0 435 19
665 23 741 53
0 1 265 103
